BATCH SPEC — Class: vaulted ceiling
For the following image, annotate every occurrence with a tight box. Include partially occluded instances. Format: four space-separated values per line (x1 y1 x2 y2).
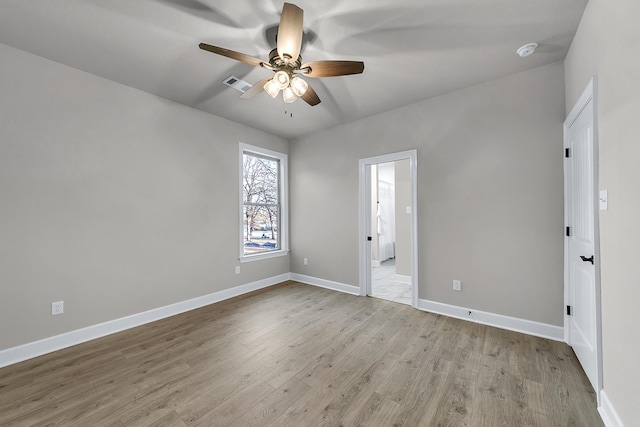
0 0 587 139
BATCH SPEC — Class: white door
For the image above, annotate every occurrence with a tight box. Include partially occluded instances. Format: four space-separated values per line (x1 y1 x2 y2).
564 78 602 396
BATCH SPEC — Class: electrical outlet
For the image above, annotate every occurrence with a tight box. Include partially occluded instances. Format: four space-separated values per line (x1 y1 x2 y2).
303 257 308 266
453 280 462 292
235 266 240 275
51 301 64 316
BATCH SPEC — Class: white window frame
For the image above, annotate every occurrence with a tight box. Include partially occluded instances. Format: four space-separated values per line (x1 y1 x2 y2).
238 142 289 263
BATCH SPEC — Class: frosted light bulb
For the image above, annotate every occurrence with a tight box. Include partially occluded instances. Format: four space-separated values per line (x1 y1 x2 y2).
290 77 308 97
273 71 290 90
283 87 297 103
263 79 279 98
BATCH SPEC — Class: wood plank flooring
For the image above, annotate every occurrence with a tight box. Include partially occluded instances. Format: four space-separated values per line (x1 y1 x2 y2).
0 281 603 426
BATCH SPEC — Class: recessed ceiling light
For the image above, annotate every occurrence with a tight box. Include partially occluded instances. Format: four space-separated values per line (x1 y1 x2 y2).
516 43 538 58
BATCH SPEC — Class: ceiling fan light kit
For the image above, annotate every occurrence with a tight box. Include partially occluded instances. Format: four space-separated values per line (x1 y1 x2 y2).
261 72 309 103
199 2 364 107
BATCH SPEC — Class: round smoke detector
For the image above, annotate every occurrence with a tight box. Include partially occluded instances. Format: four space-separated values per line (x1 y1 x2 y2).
516 43 538 57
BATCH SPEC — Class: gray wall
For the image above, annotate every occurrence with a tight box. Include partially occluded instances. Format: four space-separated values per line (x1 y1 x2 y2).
0 44 289 350
291 62 566 325
565 0 640 424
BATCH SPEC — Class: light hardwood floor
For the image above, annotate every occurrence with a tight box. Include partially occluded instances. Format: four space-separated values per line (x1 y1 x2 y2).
0 282 603 426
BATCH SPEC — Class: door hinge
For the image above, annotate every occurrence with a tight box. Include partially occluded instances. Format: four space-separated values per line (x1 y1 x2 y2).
565 148 570 158
566 226 571 237
566 305 572 316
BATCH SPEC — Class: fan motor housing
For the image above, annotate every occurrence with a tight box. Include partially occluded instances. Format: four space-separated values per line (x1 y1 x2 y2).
268 49 302 71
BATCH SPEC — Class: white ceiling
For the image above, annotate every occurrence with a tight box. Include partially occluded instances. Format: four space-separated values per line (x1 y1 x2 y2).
0 0 587 139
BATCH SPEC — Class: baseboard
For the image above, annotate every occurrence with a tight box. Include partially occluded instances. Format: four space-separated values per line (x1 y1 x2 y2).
417 299 564 341
289 273 360 296
0 273 290 368
0 275 576 368
598 390 624 427
394 274 412 284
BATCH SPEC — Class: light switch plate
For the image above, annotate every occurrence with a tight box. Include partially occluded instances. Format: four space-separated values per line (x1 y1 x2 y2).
599 189 608 210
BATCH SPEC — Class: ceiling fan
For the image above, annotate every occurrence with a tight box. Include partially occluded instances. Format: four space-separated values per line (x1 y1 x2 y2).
199 2 364 106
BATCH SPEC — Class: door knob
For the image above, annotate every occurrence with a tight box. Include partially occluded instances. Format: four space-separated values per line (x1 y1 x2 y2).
580 255 594 264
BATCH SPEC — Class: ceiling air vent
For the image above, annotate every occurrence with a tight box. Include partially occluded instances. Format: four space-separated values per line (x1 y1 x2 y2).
223 76 252 93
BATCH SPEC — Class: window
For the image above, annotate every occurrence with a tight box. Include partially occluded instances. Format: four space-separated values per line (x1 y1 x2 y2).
239 143 288 262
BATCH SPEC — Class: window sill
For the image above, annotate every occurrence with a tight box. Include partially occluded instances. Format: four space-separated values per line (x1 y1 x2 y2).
239 249 289 263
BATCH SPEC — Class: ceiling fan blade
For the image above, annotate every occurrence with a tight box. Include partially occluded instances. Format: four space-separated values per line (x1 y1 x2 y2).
301 61 365 78
277 3 304 62
301 84 321 106
199 43 265 67
240 77 272 99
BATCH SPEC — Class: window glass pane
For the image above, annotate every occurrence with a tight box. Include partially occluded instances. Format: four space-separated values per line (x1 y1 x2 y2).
242 152 280 255
242 205 279 255
243 154 279 203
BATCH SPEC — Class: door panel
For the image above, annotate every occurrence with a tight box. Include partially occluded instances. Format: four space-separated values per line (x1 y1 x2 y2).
572 263 596 352
565 93 600 393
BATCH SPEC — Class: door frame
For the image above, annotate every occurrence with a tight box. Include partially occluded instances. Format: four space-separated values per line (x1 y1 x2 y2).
563 76 603 402
358 150 418 307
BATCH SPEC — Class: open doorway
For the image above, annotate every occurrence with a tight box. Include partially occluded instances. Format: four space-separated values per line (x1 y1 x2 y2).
370 161 412 304
359 150 418 307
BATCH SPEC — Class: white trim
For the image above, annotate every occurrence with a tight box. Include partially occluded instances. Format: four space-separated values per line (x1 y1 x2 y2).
565 77 596 127
598 390 624 427
0 273 289 369
563 76 603 402
358 150 418 306
290 273 360 296
394 274 412 284
417 299 564 341
239 249 289 263
238 142 289 262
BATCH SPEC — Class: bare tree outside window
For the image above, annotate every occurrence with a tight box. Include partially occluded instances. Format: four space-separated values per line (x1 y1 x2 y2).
242 152 280 255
